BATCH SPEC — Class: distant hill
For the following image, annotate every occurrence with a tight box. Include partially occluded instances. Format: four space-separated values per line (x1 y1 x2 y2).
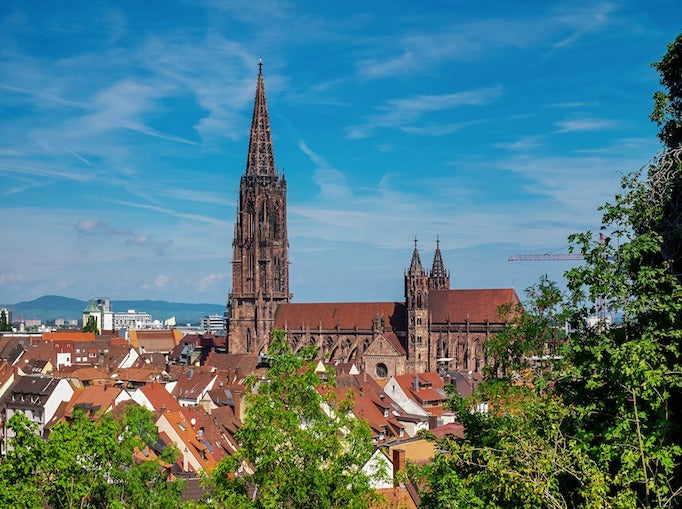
0 295 225 325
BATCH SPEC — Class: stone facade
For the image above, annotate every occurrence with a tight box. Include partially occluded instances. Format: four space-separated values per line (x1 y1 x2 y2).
227 66 520 378
227 63 290 354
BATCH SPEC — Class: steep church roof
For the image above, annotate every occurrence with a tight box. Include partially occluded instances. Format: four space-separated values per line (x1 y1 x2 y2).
429 288 520 323
274 302 406 332
246 60 276 176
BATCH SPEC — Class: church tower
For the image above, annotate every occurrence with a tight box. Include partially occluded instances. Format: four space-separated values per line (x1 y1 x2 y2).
405 237 430 373
227 62 290 354
429 236 450 290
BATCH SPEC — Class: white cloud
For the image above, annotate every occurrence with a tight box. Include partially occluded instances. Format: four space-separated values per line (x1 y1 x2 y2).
142 274 177 290
554 118 619 133
0 273 31 286
197 272 226 292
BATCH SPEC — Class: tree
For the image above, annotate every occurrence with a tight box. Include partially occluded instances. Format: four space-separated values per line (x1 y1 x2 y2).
485 275 567 378
203 329 378 509
0 405 183 509
82 315 99 334
0 309 11 331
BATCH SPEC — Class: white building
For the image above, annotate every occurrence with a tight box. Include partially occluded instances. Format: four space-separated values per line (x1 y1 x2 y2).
113 310 152 330
201 314 226 333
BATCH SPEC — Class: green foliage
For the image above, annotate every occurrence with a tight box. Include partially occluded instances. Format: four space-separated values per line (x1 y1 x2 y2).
485 275 567 378
0 309 11 331
651 33 682 150
202 329 377 509
82 315 99 334
0 405 183 509
416 385 610 508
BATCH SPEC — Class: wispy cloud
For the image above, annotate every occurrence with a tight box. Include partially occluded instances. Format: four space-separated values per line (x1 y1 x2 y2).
356 3 617 79
494 135 545 151
298 139 352 199
124 123 199 145
554 117 619 133
107 199 230 226
347 86 502 139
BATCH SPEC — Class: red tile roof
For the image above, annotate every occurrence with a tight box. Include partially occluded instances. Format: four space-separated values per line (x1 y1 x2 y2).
43 332 96 341
430 422 465 439
429 288 520 323
172 370 216 401
274 302 405 331
139 382 181 412
65 384 122 418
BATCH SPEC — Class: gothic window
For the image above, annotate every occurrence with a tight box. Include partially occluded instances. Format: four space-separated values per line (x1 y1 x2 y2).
326 336 334 349
417 335 422 345
417 292 422 308
246 329 252 352
270 213 278 236
363 338 371 351
410 334 415 343
410 316 415 325
416 317 422 325
310 336 317 345
375 363 388 378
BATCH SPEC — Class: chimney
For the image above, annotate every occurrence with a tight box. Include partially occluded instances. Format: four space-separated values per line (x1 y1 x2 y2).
197 427 205 442
413 376 419 392
428 414 438 430
392 449 406 487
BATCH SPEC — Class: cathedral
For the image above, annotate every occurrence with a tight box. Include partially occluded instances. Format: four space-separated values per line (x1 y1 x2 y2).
226 65 520 379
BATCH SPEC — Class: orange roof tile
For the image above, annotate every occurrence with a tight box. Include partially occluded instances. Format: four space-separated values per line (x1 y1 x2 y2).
139 382 181 412
65 384 122 418
43 332 96 341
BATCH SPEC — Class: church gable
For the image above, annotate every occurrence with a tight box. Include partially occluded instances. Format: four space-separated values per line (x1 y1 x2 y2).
364 334 402 358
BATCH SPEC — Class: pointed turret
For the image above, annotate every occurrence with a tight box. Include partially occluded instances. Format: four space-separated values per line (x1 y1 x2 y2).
429 236 450 290
408 235 425 275
246 60 276 176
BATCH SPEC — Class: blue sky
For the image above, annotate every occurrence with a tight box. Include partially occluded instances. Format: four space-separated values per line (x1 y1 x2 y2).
0 1 679 307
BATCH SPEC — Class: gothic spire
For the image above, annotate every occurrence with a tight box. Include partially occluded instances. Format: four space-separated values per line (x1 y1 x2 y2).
246 60 276 176
429 235 450 290
409 235 425 275
431 236 446 278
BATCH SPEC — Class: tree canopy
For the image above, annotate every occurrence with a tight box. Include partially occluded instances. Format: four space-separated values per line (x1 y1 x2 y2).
0 405 182 509
82 315 100 334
